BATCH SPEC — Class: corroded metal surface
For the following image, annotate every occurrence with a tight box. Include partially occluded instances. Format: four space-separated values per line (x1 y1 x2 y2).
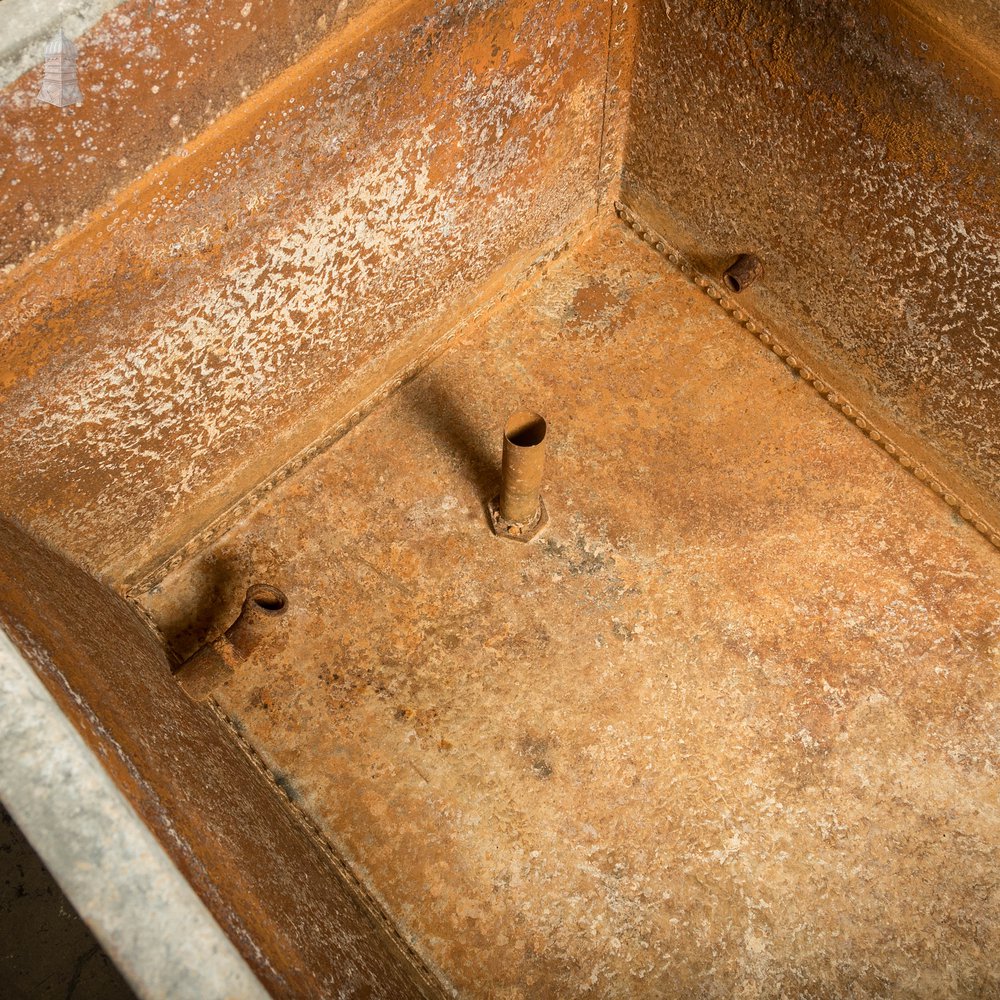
615 200 1000 554
142 221 1000 998
0 0 611 586
622 0 1000 536
0 514 447 999
0 0 386 271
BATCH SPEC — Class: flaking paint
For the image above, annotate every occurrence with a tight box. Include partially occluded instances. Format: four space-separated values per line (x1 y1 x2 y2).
0 0 613 584
622 0 1000 536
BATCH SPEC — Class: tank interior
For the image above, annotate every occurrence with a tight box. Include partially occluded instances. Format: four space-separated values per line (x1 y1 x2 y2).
1 0 998 997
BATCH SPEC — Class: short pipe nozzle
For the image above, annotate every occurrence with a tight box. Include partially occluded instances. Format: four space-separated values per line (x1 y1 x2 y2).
500 409 547 526
175 583 287 700
228 584 287 657
723 253 763 293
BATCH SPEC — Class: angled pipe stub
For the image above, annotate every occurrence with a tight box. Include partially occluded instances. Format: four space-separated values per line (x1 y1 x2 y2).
175 583 287 700
723 253 763 293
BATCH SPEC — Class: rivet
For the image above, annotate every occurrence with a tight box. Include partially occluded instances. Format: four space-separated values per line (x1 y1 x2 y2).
719 297 734 310
842 404 855 418
929 481 944 495
855 418 868 431
733 309 747 322
759 332 772 346
959 507 973 520
900 456 913 469
667 253 678 264
695 276 709 289
943 493 957 506
974 521 988 533
914 468 928 482
746 321 758 333
813 381 828 394
884 443 896 455
786 355 800 368
869 430 881 442
655 242 665 252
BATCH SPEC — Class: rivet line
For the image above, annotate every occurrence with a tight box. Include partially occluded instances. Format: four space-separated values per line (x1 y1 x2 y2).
614 199 1000 552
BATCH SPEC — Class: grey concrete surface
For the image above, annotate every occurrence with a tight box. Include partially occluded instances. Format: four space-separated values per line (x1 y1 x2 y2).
1 803 137 1000
0 627 271 1000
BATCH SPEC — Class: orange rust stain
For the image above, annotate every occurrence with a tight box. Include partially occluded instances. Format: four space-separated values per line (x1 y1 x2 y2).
0 0 612 584
141 220 1000 999
560 277 637 341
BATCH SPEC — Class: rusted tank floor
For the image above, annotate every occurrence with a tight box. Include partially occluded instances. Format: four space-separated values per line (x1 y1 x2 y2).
139 219 1000 999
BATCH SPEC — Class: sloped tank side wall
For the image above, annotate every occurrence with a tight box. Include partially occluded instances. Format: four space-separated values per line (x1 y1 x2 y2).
0 513 446 999
621 0 1000 532
0 0 399 271
0 0 615 587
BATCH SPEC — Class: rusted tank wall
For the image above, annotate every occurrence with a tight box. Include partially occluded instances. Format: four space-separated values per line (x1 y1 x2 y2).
0 0 391 272
0 0 613 586
0 513 446 999
900 0 1000 77
621 0 1000 526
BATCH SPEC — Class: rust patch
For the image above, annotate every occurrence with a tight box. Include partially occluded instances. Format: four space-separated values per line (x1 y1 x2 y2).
0 0 390 273
621 0 1000 535
561 276 637 342
0 0 612 586
141 221 1000 998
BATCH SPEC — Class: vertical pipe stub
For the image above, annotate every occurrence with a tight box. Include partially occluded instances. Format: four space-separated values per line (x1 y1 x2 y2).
723 253 763 293
490 409 549 542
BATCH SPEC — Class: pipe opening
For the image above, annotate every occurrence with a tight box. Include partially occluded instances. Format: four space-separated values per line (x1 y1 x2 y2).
247 584 287 614
722 253 762 294
504 410 547 448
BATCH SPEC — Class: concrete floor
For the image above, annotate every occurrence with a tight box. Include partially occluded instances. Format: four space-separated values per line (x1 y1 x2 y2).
0 805 136 1000
141 219 1000 999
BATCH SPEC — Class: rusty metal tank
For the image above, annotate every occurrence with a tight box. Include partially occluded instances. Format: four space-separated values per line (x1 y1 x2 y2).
1 1 998 996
